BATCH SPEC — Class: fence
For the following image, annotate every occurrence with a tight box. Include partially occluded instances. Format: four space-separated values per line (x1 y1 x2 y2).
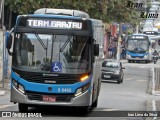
154 68 160 91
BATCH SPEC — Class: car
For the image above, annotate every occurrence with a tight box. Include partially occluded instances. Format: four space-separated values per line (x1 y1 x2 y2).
101 60 125 84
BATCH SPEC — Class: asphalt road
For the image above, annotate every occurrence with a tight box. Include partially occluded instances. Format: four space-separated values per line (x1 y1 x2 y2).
0 60 155 120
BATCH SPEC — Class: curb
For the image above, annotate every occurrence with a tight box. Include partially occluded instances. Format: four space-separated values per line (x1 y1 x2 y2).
0 81 11 96
147 67 160 120
146 100 154 120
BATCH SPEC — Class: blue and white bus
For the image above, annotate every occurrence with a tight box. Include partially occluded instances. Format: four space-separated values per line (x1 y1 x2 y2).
6 8 103 113
126 34 153 63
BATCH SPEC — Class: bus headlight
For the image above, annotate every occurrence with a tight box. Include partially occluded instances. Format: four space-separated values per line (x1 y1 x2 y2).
12 79 18 88
18 84 25 94
75 83 90 97
144 55 148 58
12 79 25 94
127 54 131 58
75 88 82 97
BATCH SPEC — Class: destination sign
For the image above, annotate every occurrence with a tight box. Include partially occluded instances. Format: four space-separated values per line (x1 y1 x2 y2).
27 19 82 29
130 36 145 39
144 31 155 34
143 31 158 35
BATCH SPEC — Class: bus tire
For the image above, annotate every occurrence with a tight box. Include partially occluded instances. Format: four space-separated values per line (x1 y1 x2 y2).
91 81 99 108
18 103 28 112
80 106 90 114
145 60 149 63
92 98 98 108
128 60 131 63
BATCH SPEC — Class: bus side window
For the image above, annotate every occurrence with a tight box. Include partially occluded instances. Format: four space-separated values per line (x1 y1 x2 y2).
20 37 29 65
14 37 22 65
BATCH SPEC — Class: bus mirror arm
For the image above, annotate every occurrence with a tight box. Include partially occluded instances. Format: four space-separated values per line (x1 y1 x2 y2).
5 31 13 55
7 49 12 56
6 32 12 50
94 44 99 56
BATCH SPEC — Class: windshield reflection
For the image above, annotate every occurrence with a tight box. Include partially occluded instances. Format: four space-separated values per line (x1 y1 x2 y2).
127 39 149 52
12 33 91 74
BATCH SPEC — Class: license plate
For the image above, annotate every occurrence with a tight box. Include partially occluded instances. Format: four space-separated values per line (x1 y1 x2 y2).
43 96 56 102
104 75 110 78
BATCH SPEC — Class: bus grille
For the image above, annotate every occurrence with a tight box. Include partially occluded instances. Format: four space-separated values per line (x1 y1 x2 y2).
13 68 79 84
26 91 73 102
131 56 144 58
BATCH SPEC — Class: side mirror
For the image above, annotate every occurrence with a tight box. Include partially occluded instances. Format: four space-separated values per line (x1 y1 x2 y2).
122 67 125 69
5 31 13 49
94 44 99 56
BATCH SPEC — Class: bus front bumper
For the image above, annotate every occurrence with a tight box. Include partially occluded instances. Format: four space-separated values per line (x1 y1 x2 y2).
127 58 149 61
126 55 150 61
10 85 92 107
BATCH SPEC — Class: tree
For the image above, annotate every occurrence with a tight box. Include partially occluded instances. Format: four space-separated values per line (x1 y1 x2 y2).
5 0 140 24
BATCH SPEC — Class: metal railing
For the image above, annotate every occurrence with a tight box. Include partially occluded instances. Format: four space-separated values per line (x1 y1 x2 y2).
154 68 160 91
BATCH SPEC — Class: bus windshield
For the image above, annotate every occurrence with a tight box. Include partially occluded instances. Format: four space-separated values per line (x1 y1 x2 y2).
12 33 91 74
127 39 149 52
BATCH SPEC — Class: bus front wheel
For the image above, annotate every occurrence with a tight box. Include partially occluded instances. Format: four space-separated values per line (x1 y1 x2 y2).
18 103 28 112
92 98 98 108
80 106 90 114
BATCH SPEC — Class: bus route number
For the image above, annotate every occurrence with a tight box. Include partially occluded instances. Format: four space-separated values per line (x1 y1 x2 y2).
58 88 71 93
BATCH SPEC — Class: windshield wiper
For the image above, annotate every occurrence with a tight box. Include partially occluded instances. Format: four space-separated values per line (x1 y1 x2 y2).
34 32 47 50
60 35 73 52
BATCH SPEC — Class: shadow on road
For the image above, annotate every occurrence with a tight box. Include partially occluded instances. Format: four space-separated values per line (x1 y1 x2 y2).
26 106 95 117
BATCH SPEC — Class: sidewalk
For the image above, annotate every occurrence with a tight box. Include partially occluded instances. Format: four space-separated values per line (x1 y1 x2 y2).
0 78 10 96
147 61 160 120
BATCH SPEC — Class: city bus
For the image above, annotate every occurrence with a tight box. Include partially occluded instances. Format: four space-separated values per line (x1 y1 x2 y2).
126 34 153 63
6 8 104 113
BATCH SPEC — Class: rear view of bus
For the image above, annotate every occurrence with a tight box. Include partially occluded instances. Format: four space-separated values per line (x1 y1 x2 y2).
126 34 152 63
6 8 103 113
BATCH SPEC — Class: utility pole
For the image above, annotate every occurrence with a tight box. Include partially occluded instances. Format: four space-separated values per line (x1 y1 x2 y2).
0 0 4 88
117 23 122 61
136 25 139 34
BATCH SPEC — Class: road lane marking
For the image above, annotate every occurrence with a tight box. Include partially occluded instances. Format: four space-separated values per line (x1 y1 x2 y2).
136 80 147 82
126 78 134 80
0 104 14 109
100 108 119 111
152 100 157 120
93 108 119 111
139 66 146 68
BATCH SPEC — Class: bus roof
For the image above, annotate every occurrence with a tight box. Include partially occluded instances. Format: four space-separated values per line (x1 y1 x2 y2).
17 14 87 20
34 8 90 18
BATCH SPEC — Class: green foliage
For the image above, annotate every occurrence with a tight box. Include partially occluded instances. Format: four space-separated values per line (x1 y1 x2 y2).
5 0 140 24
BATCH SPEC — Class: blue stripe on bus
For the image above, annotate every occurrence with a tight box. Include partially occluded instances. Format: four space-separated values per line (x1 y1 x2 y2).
11 71 92 94
127 51 148 57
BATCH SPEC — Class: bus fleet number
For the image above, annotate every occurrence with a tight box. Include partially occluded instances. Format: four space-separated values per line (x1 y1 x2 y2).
58 88 71 93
